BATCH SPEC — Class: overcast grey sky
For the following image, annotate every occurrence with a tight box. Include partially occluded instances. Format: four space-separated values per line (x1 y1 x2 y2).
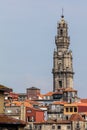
0 0 87 98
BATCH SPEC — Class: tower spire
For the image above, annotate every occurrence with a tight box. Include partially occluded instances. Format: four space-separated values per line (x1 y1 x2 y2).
61 8 64 18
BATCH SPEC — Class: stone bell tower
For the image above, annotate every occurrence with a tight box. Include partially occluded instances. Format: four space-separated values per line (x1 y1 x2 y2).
52 15 74 92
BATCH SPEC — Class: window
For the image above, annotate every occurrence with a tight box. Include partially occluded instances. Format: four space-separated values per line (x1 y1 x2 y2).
58 63 62 70
66 107 69 112
29 125 32 129
52 125 55 129
27 116 34 122
31 116 34 122
85 123 87 129
7 110 12 113
27 116 30 122
66 116 68 120
27 110 32 113
60 29 63 35
76 122 80 129
74 107 77 112
59 81 62 88
39 125 42 130
57 125 61 129
52 105 55 110
53 94 62 99
70 107 73 112
16 109 19 113
67 125 71 129
48 96 50 100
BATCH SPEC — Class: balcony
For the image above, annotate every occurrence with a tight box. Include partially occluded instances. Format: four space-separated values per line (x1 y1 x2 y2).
47 108 63 114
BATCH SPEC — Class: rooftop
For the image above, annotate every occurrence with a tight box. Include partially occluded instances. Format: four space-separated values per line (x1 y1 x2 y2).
43 92 54 96
27 87 40 90
70 114 85 121
0 84 11 92
52 101 66 105
5 101 33 107
0 114 26 126
64 88 77 92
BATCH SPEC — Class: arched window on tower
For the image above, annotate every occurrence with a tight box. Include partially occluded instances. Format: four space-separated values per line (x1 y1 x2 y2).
58 63 62 70
60 29 63 36
59 80 62 88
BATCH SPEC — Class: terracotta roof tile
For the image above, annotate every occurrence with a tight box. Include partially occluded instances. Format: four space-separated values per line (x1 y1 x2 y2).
70 114 85 121
74 102 87 106
64 102 87 107
81 99 87 103
37 94 44 98
34 120 71 124
6 101 32 107
53 92 63 94
25 100 40 105
0 114 26 125
43 92 54 96
52 101 66 105
27 107 43 112
64 88 77 92
27 87 40 90
0 84 11 92
64 103 77 107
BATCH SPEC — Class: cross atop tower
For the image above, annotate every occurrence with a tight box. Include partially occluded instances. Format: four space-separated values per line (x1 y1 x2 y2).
61 8 64 18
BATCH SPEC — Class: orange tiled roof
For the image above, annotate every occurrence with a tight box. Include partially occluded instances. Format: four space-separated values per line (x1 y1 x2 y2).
64 88 77 92
40 106 48 108
77 102 87 106
25 99 40 104
43 92 54 96
52 101 66 105
81 99 87 103
70 113 85 121
5 101 32 107
23 101 33 107
37 94 44 98
53 91 63 94
64 102 87 107
34 120 71 124
0 84 10 92
64 103 77 107
0 114 26 125
27 87 40 90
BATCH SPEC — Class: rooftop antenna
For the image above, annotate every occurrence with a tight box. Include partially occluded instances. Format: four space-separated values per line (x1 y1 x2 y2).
61 8 64 18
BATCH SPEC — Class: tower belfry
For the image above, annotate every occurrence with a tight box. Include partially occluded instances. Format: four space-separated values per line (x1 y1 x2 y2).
52 15 74 92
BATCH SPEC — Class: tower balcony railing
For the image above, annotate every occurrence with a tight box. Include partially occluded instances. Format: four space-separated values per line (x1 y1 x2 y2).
55 36 70 44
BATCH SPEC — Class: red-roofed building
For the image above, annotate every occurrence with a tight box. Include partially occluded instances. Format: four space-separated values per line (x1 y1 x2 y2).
77 102 87 113
0 114 26 130
26 107 44 122
70 114 85 130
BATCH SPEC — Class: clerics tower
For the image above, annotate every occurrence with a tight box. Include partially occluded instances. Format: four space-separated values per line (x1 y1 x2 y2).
52 14 74 92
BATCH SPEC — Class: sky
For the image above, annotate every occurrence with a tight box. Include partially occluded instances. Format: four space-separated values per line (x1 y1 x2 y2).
0 0 87 98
